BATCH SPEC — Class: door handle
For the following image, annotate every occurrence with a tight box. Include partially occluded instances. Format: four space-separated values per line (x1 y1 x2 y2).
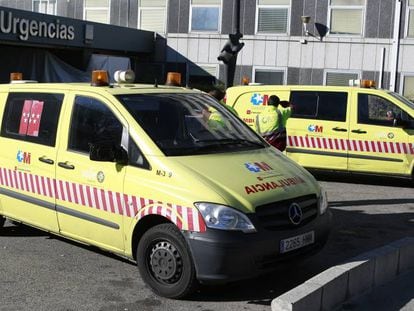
38 156 54 165
332 127 347 132
58 161 75 170
351 129 367 134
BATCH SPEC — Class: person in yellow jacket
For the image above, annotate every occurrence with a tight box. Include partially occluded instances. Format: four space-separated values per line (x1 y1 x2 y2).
255 95 291 151
209 89 239 116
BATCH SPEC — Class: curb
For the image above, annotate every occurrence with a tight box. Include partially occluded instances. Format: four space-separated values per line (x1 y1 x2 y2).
271 237 414 311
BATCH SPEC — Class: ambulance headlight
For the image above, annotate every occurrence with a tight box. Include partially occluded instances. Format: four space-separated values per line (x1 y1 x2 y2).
318 188 328 215
195 203 256 233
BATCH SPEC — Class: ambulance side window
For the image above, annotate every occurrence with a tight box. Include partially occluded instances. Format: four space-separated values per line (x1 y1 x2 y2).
129 139 150 169
69 96 123 153
358 94 403 127
290 91 347 122
0 92 63 146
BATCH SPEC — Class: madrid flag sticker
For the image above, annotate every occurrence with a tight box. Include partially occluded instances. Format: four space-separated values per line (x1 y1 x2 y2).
18 100 44 137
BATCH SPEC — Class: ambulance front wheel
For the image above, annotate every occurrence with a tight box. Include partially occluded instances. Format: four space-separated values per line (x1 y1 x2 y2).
0 216 4 229
136 223 198 299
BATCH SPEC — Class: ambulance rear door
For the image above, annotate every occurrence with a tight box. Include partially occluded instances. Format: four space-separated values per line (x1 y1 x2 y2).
348 89 413 176
55 92 126 253
286 90 350 171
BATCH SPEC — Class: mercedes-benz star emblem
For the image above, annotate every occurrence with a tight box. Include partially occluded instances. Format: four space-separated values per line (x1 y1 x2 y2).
288 203 303 225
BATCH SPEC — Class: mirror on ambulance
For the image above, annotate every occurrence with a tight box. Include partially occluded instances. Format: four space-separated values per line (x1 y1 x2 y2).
89 142 128 165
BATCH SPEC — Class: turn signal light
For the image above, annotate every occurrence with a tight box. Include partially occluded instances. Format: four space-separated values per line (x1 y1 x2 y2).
91 70 109 86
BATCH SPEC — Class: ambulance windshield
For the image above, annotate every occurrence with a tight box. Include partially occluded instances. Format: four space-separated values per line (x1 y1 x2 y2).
389 92 414 110
116 93 266 156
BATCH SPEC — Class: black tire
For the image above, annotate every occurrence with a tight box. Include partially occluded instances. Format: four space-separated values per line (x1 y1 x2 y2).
136 223 198 299
0 216 4 229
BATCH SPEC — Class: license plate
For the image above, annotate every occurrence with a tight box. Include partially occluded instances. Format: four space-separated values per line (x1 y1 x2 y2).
280 231 315 254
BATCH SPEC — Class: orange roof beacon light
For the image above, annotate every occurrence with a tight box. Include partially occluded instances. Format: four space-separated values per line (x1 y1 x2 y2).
349 79 376 88
165 72 182 86
114 70 135 84
10 72 23 82
241 76 250 85
91 70 109 86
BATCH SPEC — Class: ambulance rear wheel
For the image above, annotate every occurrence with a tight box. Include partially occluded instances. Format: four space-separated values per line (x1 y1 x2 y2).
0 216 4 228
136 223 198 299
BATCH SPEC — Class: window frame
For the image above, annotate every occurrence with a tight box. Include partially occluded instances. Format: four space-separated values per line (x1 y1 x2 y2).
32 0 57 15
83 0 111 24
0 92 64 147
138 0 167 34
189 0 222 33
255 0 291 35
400 73 414 101
405 0 414 38
323 70 361 86
327 0 366 37
252 66 287 85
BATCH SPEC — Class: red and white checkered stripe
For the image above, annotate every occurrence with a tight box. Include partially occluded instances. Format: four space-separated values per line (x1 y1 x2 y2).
288 136 414 155
0 168 206 232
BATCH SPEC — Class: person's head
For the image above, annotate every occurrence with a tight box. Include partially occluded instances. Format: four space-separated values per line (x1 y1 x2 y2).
268 95 280 107
208 89 225 102
279 100 290 108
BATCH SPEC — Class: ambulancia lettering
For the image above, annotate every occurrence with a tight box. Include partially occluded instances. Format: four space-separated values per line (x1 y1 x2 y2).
245 176 305 194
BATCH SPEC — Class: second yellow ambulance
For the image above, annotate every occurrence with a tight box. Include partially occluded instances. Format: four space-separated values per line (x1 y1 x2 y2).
226 81 414 180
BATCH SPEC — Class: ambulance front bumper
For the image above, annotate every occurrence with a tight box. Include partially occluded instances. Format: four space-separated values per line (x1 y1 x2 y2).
184 210 332 284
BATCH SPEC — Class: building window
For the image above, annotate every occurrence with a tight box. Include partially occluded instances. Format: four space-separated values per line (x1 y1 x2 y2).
254 68 285 85
329 0 365 35
84 0 110 24
407 0 414 37
256 0 290 34
190 0 221 32
33 0 56 15
188 64 218 88
325 71 359 86
403 75 414 100
139 0 167 33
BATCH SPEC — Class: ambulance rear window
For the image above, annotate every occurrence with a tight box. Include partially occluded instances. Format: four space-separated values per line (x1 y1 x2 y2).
1 92 63 146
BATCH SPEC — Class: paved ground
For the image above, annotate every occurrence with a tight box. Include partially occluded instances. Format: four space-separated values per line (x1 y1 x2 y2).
338 270 414 311
0 174 413 311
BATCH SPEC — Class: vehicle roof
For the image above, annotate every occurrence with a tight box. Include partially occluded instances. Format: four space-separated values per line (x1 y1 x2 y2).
0 82 204 95
227 84 391 93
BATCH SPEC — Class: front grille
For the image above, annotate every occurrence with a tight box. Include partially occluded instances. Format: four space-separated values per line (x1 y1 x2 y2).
255 194 318 231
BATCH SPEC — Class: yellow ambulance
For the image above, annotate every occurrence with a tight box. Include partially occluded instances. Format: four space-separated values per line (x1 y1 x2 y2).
0 71 331 298
226 81 414 180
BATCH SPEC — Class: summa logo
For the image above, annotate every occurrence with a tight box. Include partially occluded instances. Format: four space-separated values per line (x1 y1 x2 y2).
245 162 273 173
17 150 31 164
308 125 323 133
